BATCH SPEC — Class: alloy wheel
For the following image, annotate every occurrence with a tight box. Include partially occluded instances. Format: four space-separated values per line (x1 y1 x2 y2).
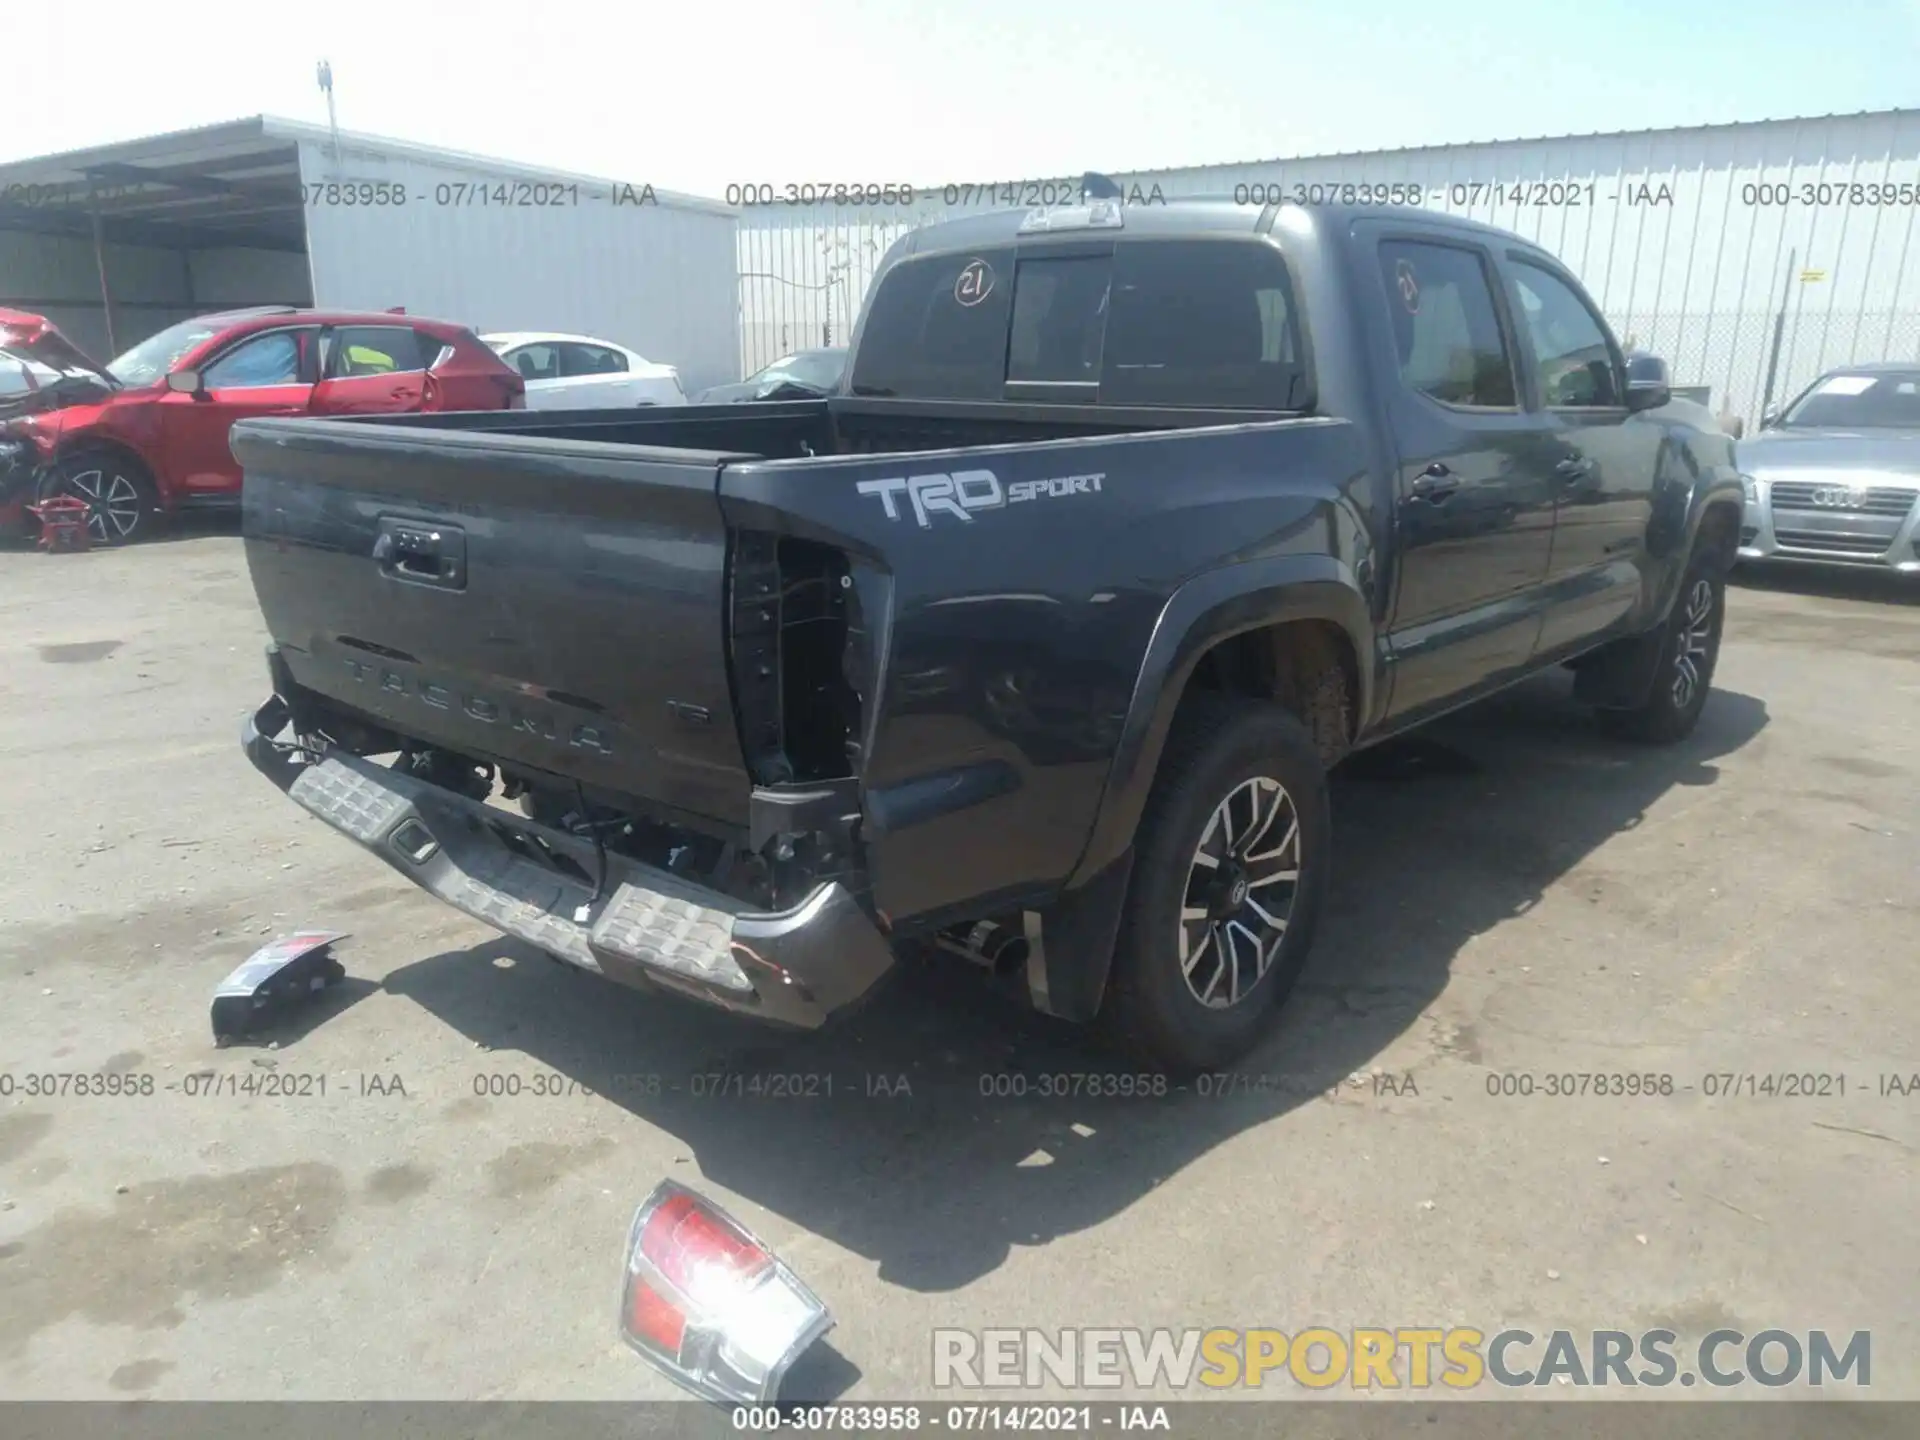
60 468 144 545
1178 775 1301 1009
1670 577 1715 710
61 467 144 544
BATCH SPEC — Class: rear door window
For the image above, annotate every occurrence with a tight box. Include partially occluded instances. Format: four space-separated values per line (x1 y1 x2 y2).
1374 240 1518 409
324 325 427 378
849 238 1307 409
505 343 561 381
559 342 630 377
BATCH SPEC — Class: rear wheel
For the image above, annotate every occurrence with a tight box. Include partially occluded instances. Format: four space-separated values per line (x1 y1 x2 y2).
1100 695 1331 1073
1597 551 1725 744
41 453 157 545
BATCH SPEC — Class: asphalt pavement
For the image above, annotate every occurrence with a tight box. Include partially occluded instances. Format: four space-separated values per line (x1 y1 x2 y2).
1 528 1914 1404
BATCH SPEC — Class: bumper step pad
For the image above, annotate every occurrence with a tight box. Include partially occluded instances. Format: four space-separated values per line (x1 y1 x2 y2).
245 688 897 1028
592 886 749 994
287 754 749 992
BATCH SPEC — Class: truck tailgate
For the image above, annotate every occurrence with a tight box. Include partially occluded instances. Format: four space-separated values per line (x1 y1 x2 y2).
233 417 753 827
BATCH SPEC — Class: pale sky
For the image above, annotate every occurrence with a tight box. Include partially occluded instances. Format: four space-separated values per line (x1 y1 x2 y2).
8 0 1919 193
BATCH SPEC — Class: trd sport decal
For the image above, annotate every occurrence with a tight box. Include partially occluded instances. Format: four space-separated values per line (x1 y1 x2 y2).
856 469 1106 528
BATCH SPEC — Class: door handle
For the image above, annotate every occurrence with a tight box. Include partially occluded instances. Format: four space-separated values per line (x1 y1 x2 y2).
1555 457 1596 484
1410 463 1460 502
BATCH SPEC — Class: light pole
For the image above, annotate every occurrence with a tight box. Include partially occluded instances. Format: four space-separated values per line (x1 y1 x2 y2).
316 61 340 162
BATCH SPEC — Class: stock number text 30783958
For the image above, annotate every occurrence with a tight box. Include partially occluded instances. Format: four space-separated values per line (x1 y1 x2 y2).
725 182 922 207
1234 181 1429 207
1231 181 1609 209
721 179 1171 209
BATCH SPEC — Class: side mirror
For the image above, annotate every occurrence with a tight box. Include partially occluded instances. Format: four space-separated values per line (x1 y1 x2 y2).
167 369 205 396
1624 353 1671 413
1759 405 1781 430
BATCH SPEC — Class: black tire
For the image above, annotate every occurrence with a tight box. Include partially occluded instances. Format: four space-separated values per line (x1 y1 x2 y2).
40 452 158 546
1100 694 1331 1073
1597 550 1725 744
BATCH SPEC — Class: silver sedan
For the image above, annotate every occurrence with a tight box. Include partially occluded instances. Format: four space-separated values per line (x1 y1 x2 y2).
1738 364 1920 575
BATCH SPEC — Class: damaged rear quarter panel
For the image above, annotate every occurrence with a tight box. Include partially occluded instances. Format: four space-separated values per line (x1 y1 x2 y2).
718 416 1372 926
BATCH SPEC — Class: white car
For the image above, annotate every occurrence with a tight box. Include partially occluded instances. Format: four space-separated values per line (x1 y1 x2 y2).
481 331 685 410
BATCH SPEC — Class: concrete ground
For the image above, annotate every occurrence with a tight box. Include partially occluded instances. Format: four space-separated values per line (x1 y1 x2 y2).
0 525 1915 1404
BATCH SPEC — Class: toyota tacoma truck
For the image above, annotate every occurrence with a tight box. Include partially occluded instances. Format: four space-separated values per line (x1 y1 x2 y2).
235 197 1743 1071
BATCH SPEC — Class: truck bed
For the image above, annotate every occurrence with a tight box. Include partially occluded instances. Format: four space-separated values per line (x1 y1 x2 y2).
233 396 1366 933
344 394 1277 457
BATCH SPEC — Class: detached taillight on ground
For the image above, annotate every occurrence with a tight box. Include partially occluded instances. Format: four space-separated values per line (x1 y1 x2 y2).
209 931 348 1044
620 1180 832 1404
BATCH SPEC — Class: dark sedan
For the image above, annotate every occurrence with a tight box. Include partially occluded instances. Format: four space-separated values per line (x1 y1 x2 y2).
693 348 846 405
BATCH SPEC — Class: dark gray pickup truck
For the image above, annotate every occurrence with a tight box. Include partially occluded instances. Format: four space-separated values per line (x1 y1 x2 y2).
234 197 1743 1071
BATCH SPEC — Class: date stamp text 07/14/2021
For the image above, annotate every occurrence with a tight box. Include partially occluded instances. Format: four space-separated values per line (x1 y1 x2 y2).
15 176 1920 213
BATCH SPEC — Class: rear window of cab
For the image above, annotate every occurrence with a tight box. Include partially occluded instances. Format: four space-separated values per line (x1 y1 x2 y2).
849 238 1308 410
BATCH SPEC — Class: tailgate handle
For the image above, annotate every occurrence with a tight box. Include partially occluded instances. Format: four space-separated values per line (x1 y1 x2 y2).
373 517 467 590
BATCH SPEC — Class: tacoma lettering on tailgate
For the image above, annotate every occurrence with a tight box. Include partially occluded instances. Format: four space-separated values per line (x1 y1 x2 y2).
343 658 613 755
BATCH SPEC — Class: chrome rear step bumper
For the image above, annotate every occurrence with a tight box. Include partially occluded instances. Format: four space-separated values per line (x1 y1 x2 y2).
242 696 894 1027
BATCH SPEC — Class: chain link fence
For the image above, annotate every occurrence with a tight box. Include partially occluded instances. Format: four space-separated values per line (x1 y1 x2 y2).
737 216 919 377
1621 308 1920 425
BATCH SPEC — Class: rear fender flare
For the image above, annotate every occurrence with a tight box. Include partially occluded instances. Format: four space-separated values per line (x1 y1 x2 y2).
1067 554 1374 889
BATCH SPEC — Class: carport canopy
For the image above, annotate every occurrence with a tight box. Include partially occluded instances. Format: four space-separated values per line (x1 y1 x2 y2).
0 117 308 355
0 116 307 252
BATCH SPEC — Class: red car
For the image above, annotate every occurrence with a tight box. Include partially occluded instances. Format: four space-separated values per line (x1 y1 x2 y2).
1 306 525 545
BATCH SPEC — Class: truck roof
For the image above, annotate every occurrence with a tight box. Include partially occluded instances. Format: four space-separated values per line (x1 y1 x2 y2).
891 199 1539 259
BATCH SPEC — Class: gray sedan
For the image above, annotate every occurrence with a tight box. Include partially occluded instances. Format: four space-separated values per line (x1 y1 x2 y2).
1738 364 1920 575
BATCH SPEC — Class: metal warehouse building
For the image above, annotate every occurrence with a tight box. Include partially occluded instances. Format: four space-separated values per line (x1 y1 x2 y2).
737 107 1920 426
0 117 741 394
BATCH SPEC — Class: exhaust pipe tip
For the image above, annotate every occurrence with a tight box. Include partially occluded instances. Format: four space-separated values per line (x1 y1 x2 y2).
934 919 1029 975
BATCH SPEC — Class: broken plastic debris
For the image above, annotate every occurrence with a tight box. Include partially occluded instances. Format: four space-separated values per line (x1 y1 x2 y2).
210 931 349 1045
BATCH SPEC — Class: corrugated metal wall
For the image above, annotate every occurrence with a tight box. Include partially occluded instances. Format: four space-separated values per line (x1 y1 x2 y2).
298 141 743 395
0 229 310 362
736 109 1920 425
